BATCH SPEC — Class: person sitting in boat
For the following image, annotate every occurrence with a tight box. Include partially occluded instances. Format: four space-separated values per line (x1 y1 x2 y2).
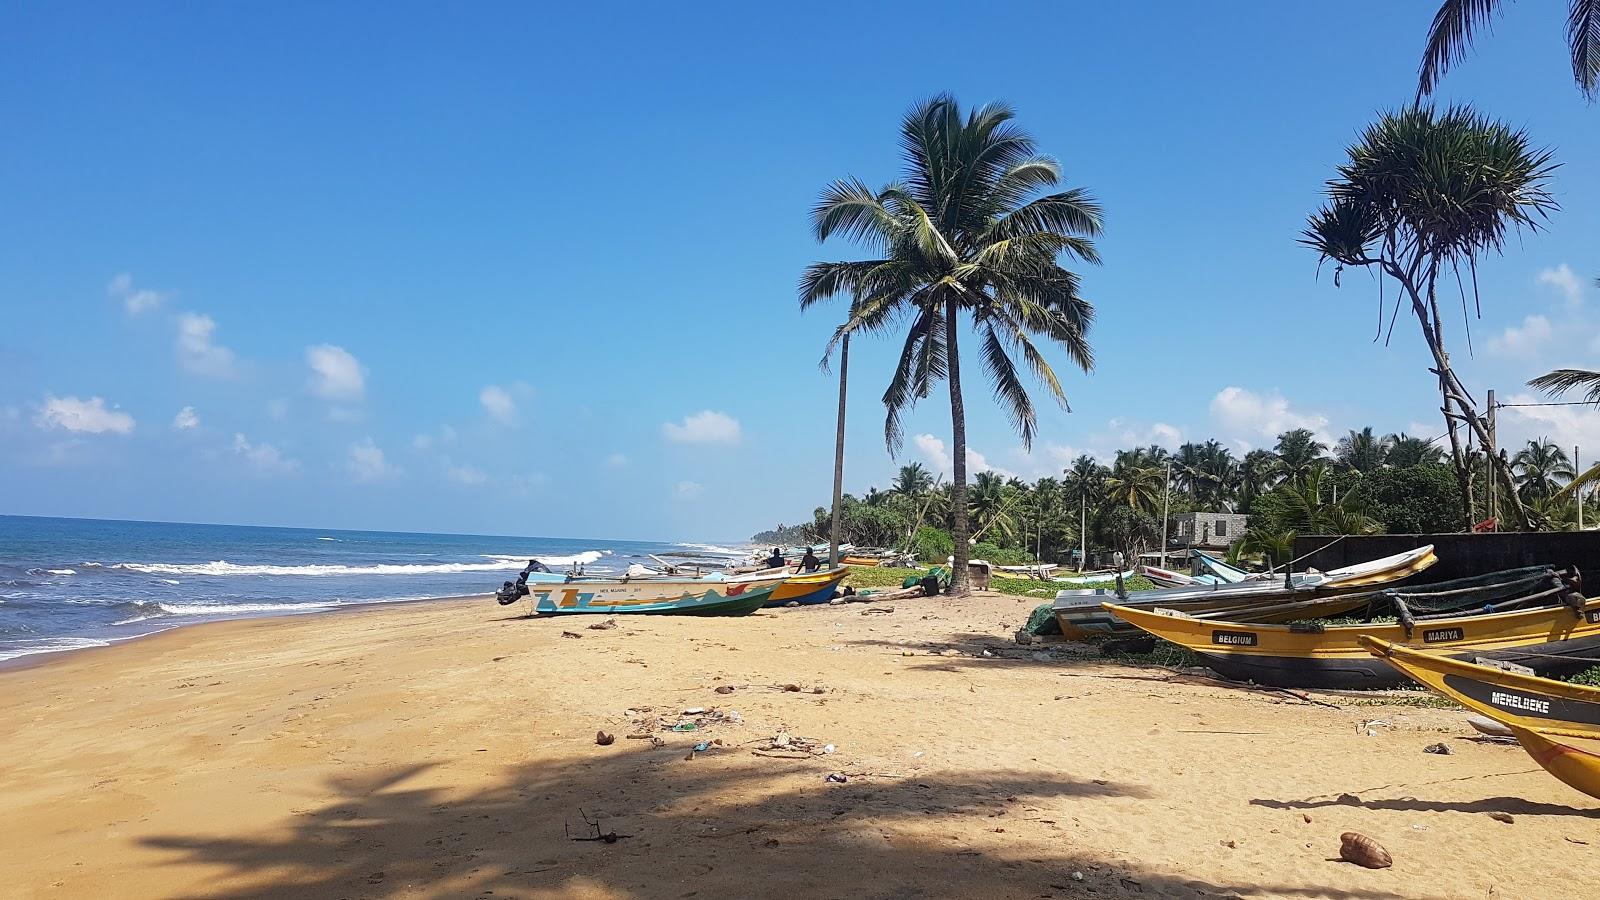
523 558 551 574
799 548 822 572
765 548 785 569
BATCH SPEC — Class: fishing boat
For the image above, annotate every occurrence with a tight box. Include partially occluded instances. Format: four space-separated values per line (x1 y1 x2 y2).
762 566 850 607
1141 565 1219 588
1361 637 1600 800
1107 569 1596 688
1052 568 1137 586
497 574 779 616
1053 545 1437 637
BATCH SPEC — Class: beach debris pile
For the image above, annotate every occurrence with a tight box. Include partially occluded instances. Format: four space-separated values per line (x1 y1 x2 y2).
751 731 835 759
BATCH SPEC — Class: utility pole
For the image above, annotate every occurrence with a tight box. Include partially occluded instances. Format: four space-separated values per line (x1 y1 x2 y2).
1079 493 1087 573
1478 389 1491 528
1160 459 1171 570
827 334 849 568
1579 445 1584 532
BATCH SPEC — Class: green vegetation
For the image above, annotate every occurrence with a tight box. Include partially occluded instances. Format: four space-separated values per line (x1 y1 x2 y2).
1415 0 1600 101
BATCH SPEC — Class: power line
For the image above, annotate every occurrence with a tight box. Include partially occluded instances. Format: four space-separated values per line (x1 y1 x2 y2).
1493 400 1596 409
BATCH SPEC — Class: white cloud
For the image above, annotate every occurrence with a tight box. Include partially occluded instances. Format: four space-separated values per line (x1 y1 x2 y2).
233 433 298 474
35 395 135 434
1538 264 1585 307
662 410 741 444
107 273 165 316
606 452 628 467
1209 386 1330 445
172 406 199 430
346 439 400 481
1488 314 1555 357
675 480 704 498
305 344 366 401
445 461 488 485
413 424 458 450
1498 394 1600 466
176 313 237 377
480 385 517 424
913 433 1017 479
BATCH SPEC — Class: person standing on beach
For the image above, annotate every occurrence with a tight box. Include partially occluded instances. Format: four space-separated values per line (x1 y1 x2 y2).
799 548 822 572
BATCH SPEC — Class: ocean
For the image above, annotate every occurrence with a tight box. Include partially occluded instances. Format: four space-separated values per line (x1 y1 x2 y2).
0 515 750 661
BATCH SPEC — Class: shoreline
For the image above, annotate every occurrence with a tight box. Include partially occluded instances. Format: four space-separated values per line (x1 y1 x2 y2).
0 591 490 674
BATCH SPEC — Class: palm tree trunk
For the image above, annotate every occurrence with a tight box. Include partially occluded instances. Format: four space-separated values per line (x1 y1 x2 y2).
828 334 849 567
944 298 970 595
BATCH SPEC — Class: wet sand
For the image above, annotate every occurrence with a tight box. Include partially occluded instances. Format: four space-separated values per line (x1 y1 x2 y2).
2 591 1595 898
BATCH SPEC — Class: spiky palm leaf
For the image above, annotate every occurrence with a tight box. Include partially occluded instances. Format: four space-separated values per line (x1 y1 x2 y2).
1417 0 1600 100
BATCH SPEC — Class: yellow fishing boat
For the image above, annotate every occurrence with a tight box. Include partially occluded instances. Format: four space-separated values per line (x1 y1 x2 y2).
1108 591 1600 689
1361 637 1600 801
760 566 850 607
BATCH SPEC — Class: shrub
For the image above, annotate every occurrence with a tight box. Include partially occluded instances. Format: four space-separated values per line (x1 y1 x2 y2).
971 541 1033 566
911 526 954 564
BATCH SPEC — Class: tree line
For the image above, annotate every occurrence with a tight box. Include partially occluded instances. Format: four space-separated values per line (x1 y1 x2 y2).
783 428 1597 568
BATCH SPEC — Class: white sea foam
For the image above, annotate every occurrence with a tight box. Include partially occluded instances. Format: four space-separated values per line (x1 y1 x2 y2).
478 550 606 568
676 543 749 557
0 635 112 661
317 536 338 541
46 568 77 576
154 600 341 616
82 553 593 577
159 579 181 585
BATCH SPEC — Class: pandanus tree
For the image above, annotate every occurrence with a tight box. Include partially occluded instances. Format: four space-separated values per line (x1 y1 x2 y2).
1303 105 1558 530
802 95 1103 593
1416 0 1600 101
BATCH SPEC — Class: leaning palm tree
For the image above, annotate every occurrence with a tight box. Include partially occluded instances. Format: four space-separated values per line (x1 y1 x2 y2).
1416 0 1600 101
801 95 1103 593
1334 427 1392 474
1303 105 1558 530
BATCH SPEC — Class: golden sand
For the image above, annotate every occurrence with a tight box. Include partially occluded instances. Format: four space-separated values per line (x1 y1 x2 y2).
2 592 1595 898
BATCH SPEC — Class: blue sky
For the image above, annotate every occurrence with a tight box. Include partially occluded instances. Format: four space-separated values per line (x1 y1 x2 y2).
2 2 1596 541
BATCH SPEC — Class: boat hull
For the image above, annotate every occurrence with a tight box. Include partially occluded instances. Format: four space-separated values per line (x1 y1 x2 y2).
1114 597 1600 689
1361 637 1600 800
763 567 849 607
528 580 776 616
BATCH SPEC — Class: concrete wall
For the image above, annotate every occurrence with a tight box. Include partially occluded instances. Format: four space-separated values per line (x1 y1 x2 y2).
1294 533 1600 589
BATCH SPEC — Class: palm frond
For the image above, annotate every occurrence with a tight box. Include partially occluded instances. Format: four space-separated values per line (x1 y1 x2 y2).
1528 367 1600 404
978 324 1037 449
1417 0 1503 99
812 178 899 247
1572 0 1600 99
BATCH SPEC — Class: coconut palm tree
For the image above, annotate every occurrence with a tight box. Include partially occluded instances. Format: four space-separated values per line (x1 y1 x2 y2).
1416 0 1600 101
1302 105 1558 529
1103 450 1164 514
1239 448 1280 510
891 462 935 498
801 95 1103 593
1273 429 1328 483
1334 427 1392 474
969 471 1019 543
1386 432 1446 468
1513 438 1575 504
1173 442 1205 499
1194 439 1241 507
1062 454 1107 509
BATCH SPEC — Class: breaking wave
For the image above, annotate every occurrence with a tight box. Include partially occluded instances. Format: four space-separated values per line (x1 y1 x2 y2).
81 550 604 577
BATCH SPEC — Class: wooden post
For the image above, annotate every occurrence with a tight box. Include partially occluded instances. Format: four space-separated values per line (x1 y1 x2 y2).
1578 445 1584 532
827 334 849 568
1079 493 1087 573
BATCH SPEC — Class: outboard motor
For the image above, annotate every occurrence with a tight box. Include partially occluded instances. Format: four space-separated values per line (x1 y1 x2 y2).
496 570 532 606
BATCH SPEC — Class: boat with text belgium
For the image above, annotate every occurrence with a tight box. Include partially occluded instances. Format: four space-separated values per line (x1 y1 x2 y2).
1362 637 1600 801
494 571 778 616
1107 566 1600 688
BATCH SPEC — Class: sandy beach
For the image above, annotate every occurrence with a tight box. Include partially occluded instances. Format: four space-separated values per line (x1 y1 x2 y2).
3 591 1595 899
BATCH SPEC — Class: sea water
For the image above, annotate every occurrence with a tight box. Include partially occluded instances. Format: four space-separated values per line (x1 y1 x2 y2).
0 515 750 661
